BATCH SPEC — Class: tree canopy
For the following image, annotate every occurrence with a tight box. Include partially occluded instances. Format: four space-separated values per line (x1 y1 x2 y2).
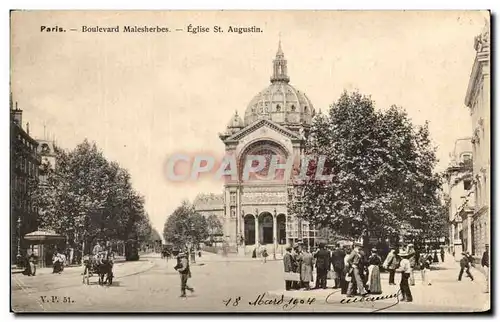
289 91 447 245
32 140 154 252
163 201 209 249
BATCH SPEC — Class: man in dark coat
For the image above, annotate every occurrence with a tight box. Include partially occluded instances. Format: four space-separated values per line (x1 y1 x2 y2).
482 244 489 293
174 252 194 297
458 252 474 281
314 242 330 289
346 243 368 297
331 243 345 289
283 246 294 291
292 245 303 289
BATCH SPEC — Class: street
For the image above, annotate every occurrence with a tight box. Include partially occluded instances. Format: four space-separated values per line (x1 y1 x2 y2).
11 252 489 313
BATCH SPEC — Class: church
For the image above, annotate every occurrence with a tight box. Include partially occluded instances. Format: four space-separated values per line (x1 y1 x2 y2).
194 42 318 256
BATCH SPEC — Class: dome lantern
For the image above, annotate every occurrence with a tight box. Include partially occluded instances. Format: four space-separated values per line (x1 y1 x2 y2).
270 39 290 84
244 41 315 129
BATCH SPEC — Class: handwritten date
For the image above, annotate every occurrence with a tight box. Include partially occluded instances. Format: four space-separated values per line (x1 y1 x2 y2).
223 293 315 311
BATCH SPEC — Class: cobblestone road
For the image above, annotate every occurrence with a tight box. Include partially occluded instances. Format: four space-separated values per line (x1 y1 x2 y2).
11 253 490 313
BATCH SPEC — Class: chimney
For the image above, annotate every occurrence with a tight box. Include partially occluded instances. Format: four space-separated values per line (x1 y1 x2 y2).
11 102 22 126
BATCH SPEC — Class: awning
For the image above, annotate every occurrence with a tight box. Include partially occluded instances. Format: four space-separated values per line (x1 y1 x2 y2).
24 230 66 242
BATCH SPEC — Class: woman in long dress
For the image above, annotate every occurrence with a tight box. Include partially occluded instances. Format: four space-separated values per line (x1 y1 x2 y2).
367 248 382 294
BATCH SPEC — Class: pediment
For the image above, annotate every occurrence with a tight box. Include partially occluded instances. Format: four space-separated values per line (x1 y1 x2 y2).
226 119 302 142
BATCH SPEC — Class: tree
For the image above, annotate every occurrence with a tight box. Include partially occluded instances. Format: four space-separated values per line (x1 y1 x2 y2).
163 201 209 249
32 140 149 254
206 214 223 241
289 91 444 246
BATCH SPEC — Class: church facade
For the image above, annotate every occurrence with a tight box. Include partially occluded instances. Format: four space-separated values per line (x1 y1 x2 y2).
194 43 318 255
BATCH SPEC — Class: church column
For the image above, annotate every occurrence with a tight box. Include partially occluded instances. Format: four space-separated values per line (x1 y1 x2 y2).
255 214 259 246
273 211 277 259
236 186 241 242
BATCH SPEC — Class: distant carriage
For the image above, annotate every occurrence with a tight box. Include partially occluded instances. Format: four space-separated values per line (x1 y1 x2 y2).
161 244 173 260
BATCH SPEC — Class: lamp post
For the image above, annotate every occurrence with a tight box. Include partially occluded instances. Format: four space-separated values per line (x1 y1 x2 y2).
16 215 22 267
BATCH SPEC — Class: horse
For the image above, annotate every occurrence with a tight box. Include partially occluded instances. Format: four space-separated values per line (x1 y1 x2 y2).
82 253 114 285
97 258 114 285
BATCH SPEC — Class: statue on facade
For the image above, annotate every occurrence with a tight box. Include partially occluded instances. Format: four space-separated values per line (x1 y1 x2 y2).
299 126 306 140
474 24 490 52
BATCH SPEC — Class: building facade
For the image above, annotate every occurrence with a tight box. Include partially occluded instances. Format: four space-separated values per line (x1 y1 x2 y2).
464 23 490 258
445 138 474 260
10 97 40 263
194 42 318 255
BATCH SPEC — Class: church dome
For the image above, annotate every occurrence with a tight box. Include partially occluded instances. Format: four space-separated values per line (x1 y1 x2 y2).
244 41 315 128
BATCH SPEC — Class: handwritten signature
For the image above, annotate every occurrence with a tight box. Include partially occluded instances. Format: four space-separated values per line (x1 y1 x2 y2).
325 289 402 312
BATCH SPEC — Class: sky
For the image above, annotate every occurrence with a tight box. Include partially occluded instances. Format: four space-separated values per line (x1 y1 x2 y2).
10 10 488 236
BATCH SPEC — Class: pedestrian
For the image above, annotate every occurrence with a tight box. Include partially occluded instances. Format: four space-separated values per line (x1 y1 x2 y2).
174 252 194 297
300 247 314 290
383 247 398 285
314 242 330 289
346 243 367 297
252 248 257 258
367 248 382 294
331 243 346 289
440 247 445 263
407 244 416 286
420 253 432 286
262 248 268 264
482 244 489 293
22 251 37 276
458 252 474 281
52 250 64 274
433 250 439 263
283 246 295 291
341 247 351 294
396 250 413 302
292 245 303 289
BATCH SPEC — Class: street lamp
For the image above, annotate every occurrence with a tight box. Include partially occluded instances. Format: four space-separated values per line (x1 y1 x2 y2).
16 215 22 267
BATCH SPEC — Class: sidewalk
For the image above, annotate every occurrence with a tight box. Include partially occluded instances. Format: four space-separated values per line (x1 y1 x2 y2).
11 256 154 278
267 256 490 312
197 251 283 263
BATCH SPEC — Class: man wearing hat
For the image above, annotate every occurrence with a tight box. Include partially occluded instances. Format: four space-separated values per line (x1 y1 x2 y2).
383 246 399 285
458 252 474 282
396 250 413 302
331 243 346 289
314 242 331 289
346 242 367 297
174 252 194 297
292 244 303 290
283 246 295 291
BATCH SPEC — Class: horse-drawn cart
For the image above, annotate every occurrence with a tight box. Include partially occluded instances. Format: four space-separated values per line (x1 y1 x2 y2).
82 254 114 286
